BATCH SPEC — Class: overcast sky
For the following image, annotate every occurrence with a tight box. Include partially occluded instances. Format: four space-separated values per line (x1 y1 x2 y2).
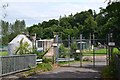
1 0 108 27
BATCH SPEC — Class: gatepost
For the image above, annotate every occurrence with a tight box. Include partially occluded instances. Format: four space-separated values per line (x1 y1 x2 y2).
80 34 82 67
108 33 115 65
53 35 59 65
0 42 1 76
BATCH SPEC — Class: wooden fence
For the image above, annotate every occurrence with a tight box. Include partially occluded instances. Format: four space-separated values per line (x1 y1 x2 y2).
0 54 36 76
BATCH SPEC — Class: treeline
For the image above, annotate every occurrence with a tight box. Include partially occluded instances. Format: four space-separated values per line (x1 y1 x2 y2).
1 20 26 45
1 2 120 47
27 2 120 47
27 9 97 39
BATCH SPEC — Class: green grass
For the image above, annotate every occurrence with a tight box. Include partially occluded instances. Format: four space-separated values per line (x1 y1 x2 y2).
82 48 120 56
82 53 105 56
82 49 106 56
95 49 107 53
0 51 8 56
59 60 79 66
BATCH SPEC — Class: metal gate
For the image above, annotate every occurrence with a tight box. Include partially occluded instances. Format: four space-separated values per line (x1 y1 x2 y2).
54 34 108 68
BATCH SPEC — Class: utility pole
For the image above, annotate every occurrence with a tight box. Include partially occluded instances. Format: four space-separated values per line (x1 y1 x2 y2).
80 34 82 67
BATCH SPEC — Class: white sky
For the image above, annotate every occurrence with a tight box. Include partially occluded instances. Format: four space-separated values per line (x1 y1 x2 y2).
0 0 108 27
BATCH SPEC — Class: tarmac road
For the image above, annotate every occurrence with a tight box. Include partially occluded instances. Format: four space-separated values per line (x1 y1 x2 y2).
30 60 106 78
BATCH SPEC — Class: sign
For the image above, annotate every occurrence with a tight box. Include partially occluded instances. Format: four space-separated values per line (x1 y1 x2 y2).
108 42 115 46
76 50 80 53
52 43 58 47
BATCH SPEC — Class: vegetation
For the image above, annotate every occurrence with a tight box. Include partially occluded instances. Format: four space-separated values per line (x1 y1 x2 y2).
101 54 118 79
0 51 8 56
32 46 52 59
59 44 70 58
19 62 53 78
1 20 26 46
1 2 120 51
15 38 32 55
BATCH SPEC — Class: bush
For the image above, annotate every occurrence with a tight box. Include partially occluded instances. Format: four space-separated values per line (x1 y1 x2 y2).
37 63 52 71
101 54 118 79
32 49 44 59
42 58 52 63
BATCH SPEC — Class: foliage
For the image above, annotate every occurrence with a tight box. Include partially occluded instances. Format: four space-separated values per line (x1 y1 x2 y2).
15 38 32 55
22 63 53 77
1 20 26 46
26 2 120 47
2 2 120 50
0 51 8 56
59 44 70 58
101 55 118 78
36 63 52 71
42 58 52 63
70 41 78 53
32 46 52 59
101 65 117 78
32 49 44 59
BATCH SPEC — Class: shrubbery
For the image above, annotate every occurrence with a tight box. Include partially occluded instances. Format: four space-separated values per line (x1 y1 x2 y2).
101 54 118 79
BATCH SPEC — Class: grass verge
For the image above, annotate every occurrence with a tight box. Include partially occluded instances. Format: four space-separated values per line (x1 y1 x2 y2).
0 51 8 56
17 62 53 78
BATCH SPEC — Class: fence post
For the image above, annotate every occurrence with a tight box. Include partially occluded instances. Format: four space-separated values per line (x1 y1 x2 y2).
68 35 70 66
93 33 95 67
80 34 82 67
0 57 2 77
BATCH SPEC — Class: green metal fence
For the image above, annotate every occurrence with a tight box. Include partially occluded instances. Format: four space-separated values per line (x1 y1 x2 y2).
0 54 36 76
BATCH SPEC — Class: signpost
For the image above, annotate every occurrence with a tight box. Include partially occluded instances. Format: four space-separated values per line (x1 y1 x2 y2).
108 33 115 65
108 42 115 47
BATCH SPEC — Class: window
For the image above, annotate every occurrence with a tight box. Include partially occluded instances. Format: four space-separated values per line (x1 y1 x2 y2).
38 41 42 48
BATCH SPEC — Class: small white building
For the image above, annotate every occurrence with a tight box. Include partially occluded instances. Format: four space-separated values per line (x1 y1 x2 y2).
8 34 33 55
36 39 54 57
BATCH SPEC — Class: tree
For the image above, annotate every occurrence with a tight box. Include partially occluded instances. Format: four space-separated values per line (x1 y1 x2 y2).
15 38 32 55
1 20 9 36
43 27 53 39
83 16 97 38
59 44 69 58
98 2 120 49
70 41 78 53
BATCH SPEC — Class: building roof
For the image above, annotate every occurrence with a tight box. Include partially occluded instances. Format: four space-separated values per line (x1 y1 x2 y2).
8 34 32 44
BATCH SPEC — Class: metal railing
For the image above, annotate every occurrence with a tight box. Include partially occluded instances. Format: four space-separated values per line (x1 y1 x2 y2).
0 54 36 76
56 58 75 62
